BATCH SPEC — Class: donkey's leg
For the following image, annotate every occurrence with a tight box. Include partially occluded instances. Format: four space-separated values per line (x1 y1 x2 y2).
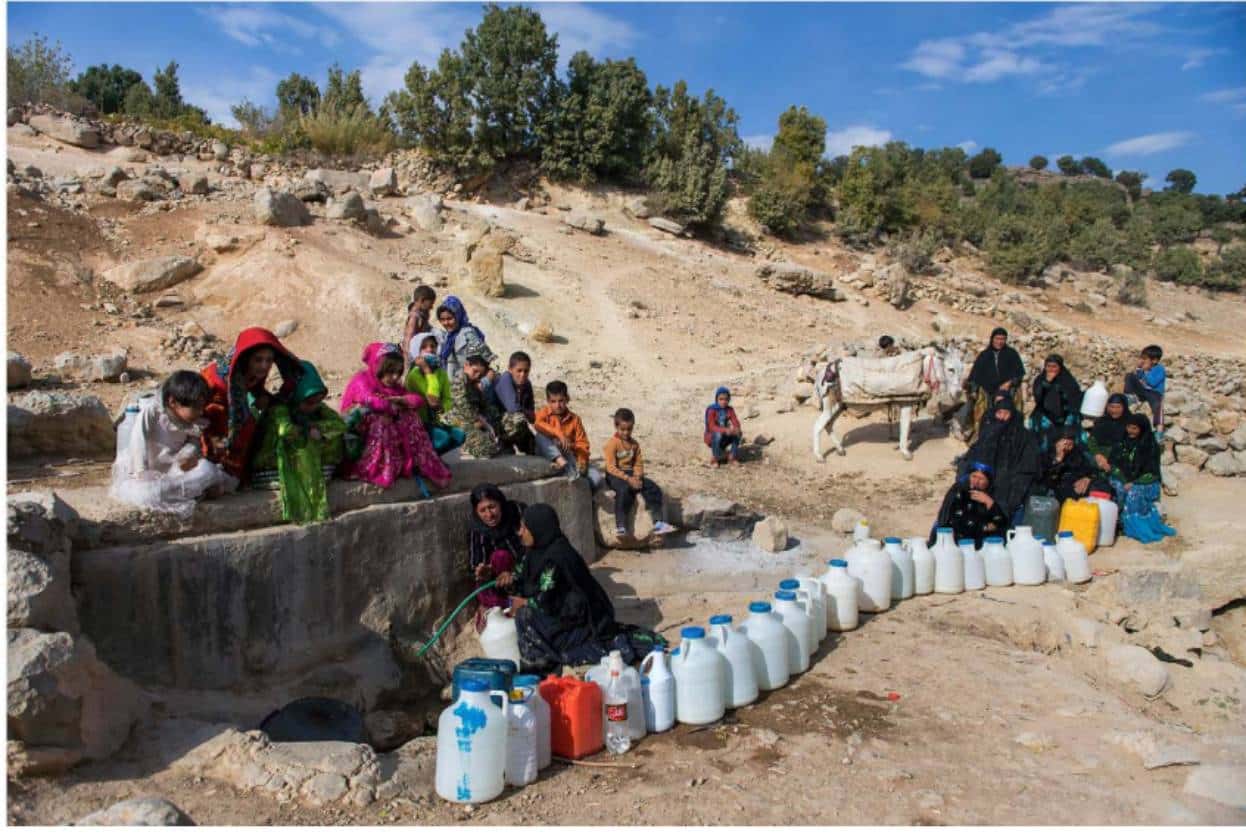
899 405 914 461
827 403 847 456
812 395 834 462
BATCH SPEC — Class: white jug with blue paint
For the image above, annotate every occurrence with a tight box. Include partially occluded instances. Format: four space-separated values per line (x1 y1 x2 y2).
779 579 819 649
884 537 915 602
512 675 551 769
708 614 759 709
435 678 509 804
671 627 727 725
639 648 675 733
773 590 813 673
821 559 859 632
739 602 791 690
960 538 985 590
909 537 936 595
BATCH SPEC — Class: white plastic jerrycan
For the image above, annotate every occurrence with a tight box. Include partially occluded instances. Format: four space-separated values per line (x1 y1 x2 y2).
480 606 521 667
981 536 1014 587
932 527 964 594
740 602 791 690
779 579 820 649
960 538 986 591
773 590 813 673
513 675 551 769
1081 380 1109 418
639 648 676 733
1007 526 1046 586
708 615 759 709
848 539 893 613
1058 530 1092 583
909 537 936 595
435 678 509 804
505 686 538 788
795 575 829 641
884 537 915 602
821 559 859 632
1087 490 1119 548
1042 539 1065 582
587 651 646 743
671 627 726 725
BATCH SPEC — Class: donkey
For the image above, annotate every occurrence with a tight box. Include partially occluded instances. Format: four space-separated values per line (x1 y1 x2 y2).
812 347 966 462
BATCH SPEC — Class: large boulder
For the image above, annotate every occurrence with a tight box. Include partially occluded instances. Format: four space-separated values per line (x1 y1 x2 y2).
467 234 509 298
565 211 605 235
7 629 146 760
327 191 367 222
7 491 79 634
304 168 370 195
1229 424 1246 452
751 516 789 553
1206 451 1243 477
1104 644 1170 698
406 193 443 231
1175 444 1209 469
102 255 202 294
115 178 164 202
28 113 99 148
7 352 32 389
52 348 128 382
756 262 843 301
179 174 209 196
7 392 113 458
649 217 685 236
369 167 398 197
255 188 311 227
75 798 195 826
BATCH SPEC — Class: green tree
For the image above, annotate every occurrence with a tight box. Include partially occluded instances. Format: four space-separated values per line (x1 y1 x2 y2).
1150 194 1203 245
69 64 144 114
1029 155 1048 170
539 52 652 184
7 33 75 108
748 159 815 237
1067 216 1124 271
323 63 368 114
461 3 559 163
122 81 155 117
231 98 275 136
772 105 826 167
276 72 321 116
646 80 740 227
1208 243 1246 290
1079 156 1112 179
1164 168 1197 194
1153 246 1203 285
1056 155 1080 176
151 61 185 118
967 147 1003 179
1115 170 1145 201
385 49 476 166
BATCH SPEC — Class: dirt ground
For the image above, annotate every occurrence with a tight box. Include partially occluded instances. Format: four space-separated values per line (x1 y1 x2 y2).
6 131 1246 825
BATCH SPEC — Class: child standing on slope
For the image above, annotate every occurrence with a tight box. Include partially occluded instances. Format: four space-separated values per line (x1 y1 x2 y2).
603 408 677 538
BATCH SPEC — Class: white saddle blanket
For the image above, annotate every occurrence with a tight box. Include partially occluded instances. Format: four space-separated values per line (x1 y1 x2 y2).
838 351 928 401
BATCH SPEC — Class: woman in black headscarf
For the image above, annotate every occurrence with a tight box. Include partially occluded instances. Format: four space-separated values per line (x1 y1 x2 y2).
467 484 525 628
931 461 1012 549
1108 414 1175 543
1086 393 1130 467
509 504 661 672
1039 425 1107 503
964 395 1040 523
1029 354 1083 452
964 327 1027 443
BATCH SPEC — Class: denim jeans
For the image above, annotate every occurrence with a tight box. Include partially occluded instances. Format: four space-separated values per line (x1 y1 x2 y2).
710 432 741 461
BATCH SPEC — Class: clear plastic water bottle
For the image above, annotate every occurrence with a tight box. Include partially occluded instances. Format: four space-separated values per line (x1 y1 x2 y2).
604 660 631 755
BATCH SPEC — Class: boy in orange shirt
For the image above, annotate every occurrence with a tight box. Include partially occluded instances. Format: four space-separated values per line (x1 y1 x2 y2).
534 380 596 483
602 407 676 538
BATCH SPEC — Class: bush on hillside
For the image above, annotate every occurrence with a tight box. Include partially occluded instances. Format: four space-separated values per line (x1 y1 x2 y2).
69 64 144 114
1056 155 1080 176
967 147 1002 179
1150 194 1203 246
645 81 739 227
1029 155 1048 171
1207 244 1246 291
7 33 84 111
299 103 394 157
747 157 815 237
1153 246 1203 286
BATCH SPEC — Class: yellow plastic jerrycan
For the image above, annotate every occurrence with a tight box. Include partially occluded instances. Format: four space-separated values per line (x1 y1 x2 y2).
1058 499 1100 555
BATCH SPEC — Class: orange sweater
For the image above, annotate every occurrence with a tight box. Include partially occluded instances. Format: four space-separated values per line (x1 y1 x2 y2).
602 434 644 479
534 406 590 469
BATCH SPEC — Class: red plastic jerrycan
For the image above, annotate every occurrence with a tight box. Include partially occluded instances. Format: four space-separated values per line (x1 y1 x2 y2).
538 675 603 759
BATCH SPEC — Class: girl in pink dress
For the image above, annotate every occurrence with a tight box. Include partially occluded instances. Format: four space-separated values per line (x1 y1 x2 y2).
340 342 452 490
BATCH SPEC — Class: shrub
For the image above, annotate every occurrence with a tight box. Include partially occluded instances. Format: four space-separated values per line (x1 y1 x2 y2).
1056 155 1080 176
1153 246 1203 286
1116 267 1148 307
890 229 940 275
1164 168 1197 194
1207 244 1246 291
7 33 82 110
1029 155 1048 170
1066 217 1123 271
646 81 739 228
298 103 394 157
967 147 1002 179
747 157 815 237
1079 156 1112 179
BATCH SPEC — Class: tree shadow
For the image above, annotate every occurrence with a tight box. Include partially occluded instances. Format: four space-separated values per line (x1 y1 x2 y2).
503 282 541 299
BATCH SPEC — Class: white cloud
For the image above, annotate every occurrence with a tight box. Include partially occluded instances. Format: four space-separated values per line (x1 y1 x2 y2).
962 50 1045 83
825 125 892 158
1200 86 1246 104
902 38 966 80
742 134 773 152
1104 131 1196 157
538 3 638 61
1182 48 1225 70
957 140 978 153
183 65 281 126
199 5 339 52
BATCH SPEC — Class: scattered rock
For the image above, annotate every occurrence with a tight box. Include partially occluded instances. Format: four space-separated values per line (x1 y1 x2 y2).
327 191 367 222
406 193 444 231
212 140 229 161
303 168 370 195
369 167 398 197
52 348 128 383
102 255 202 294
751 516 789 553
7 392 114 458
468 237 507 298
756 262 843 301
1104 644 1170 698
254 188 311 227
293 180 331 203
7 741 82 777
565 211 605 235
649 217 685 236
1174 445 1209 469
7 352 33 389
28 113 99 148
7 549 77 634
530 321 555 343
1205 451 1242 477
623 196 651 219
1014 731 1055 752
832 508 865 534
1229 425 1246 452
179 174 209 195
274 319 299 339
115 178 163 202
1182 764 1246 809
75 798 194 826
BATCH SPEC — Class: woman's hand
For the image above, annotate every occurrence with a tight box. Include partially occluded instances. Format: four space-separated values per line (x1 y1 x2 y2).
1074 477 1091 496
494 571 514 590
506 596 527 614
474 564 491 582
1095 453 1110 472
426 394 441 409
969 489 995 509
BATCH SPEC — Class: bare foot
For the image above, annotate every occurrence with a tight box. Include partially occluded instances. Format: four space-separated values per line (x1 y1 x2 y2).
710 458 720 468
728 457 742 467
553 456 567 470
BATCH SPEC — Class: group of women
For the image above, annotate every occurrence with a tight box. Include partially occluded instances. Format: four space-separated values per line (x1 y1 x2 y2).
950 327 1174 545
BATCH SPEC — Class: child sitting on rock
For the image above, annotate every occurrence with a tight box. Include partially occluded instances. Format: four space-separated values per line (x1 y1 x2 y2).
603 408 677 538
491 351 536 454
110 370 238 516
444 354 504 459
402 285 437 373
534 380 592 480
1124 344 1166 434
405 332 465 454
251 361 347 523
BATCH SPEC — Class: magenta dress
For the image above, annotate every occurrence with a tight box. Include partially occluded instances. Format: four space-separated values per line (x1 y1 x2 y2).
340 343 452 490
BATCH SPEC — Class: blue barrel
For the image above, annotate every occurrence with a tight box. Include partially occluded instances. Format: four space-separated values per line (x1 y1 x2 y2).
451 657 518 706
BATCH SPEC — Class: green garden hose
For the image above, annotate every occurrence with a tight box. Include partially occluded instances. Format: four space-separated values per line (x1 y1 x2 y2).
412 579 499 658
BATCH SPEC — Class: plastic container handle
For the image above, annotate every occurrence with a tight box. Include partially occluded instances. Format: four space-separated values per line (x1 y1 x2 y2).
490 689 510 719
679 638 691 661
640 650 657 676
794 589 812 615
711 623 728 646
1006 529 1015 544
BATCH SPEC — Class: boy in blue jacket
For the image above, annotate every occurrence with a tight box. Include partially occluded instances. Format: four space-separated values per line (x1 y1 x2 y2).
1124 344 1166 434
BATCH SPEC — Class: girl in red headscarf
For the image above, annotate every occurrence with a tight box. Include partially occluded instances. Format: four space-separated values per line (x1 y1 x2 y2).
340 342 452 489
200 327 303 481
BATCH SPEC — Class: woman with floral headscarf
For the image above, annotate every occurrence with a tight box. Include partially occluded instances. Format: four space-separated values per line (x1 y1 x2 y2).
704 386 742 466
340 342 452 490
200 327 303 482
434 296 497 383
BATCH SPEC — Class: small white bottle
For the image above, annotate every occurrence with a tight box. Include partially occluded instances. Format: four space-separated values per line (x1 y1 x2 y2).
604 652 631 755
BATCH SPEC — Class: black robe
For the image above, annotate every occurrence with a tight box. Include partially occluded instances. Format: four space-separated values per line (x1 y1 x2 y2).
967 344 1026 397
931 482 1011 549
964 408 1040 520
1039 441 1107 502
1031 368 1083 427
513 504 659 672
1109 414 1162 484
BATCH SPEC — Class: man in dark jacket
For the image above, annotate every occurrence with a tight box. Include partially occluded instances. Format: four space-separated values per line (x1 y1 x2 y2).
932 462 1011 548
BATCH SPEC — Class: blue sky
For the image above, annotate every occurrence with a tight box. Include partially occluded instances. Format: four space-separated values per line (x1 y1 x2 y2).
8 2 1245 193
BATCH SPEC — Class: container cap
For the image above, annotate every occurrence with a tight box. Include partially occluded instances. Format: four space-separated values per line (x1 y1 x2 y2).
829 559 848 568
640 676 650 685
957 538 975 546
459 678 488 693
984 536 1003 543
778 578 799 590
1089 490 1111 499
1042 539 1056 546
709 614 732 625
748 602 772 613
884 536 901 544
125 405 141 412
1058 530 1073 538
513 675 540 687
936 526 953 533
775 590 796 601
681 626 706 639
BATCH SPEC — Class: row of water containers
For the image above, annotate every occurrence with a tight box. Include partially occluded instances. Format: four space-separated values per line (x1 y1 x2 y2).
438 524 1092 803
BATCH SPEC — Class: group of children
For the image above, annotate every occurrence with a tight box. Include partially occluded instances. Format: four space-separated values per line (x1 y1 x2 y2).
110 286 743 536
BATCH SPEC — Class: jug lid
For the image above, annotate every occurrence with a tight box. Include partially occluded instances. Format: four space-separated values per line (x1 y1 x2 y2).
748 602 772 613
1058 530 1074 538
640 676 650 685
681 626 706 639
509 688 530 702
884 536 901 544
1042 539 1056 546
775 590 796 601
957 538 975 546
709 614 732 625
936 526 953 533
984 536 1003 543
514 674 540 687
459 678 489 693
778 579 799 590
829 559 847 568
1089 490 1111 500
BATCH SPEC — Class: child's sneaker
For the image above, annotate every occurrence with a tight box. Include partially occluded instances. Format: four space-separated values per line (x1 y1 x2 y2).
652 521 677 536
615 526 627 537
